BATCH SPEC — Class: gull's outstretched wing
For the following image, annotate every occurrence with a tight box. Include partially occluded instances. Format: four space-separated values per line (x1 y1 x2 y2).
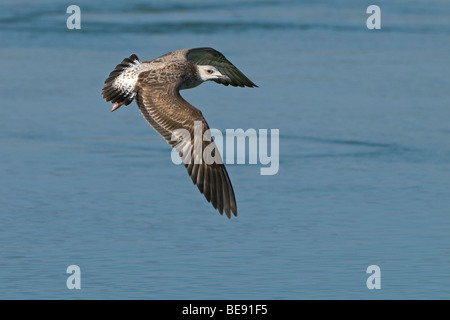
135 75 237 218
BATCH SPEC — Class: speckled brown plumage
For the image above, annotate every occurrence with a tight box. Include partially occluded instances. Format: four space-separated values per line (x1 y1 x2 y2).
101 47 257 218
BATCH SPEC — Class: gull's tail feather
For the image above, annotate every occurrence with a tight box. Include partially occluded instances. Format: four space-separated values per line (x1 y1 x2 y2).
102 54 141 107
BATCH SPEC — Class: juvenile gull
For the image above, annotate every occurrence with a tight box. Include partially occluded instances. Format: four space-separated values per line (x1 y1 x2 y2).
101 47 257 218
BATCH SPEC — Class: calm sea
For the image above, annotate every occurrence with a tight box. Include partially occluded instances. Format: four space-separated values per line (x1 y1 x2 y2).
1 0 450 299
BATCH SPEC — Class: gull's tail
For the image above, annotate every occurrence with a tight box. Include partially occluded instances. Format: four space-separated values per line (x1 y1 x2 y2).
101 54 141 109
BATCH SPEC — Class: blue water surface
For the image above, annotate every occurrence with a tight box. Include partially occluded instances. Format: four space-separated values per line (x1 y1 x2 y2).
0 0 450 299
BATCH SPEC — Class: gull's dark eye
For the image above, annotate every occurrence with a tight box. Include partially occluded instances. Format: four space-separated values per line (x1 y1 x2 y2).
207 69 214 74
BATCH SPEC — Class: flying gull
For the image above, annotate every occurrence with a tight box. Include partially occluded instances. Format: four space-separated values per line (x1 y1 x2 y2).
101 47 257 218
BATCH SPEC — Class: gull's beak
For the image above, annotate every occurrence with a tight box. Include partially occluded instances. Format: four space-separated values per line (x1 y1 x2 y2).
217 74 231 82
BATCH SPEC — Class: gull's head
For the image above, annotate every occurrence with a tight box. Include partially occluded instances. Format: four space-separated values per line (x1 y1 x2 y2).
197 65 230 82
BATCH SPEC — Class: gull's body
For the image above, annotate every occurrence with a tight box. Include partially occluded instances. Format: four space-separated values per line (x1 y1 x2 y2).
101 47 257 218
